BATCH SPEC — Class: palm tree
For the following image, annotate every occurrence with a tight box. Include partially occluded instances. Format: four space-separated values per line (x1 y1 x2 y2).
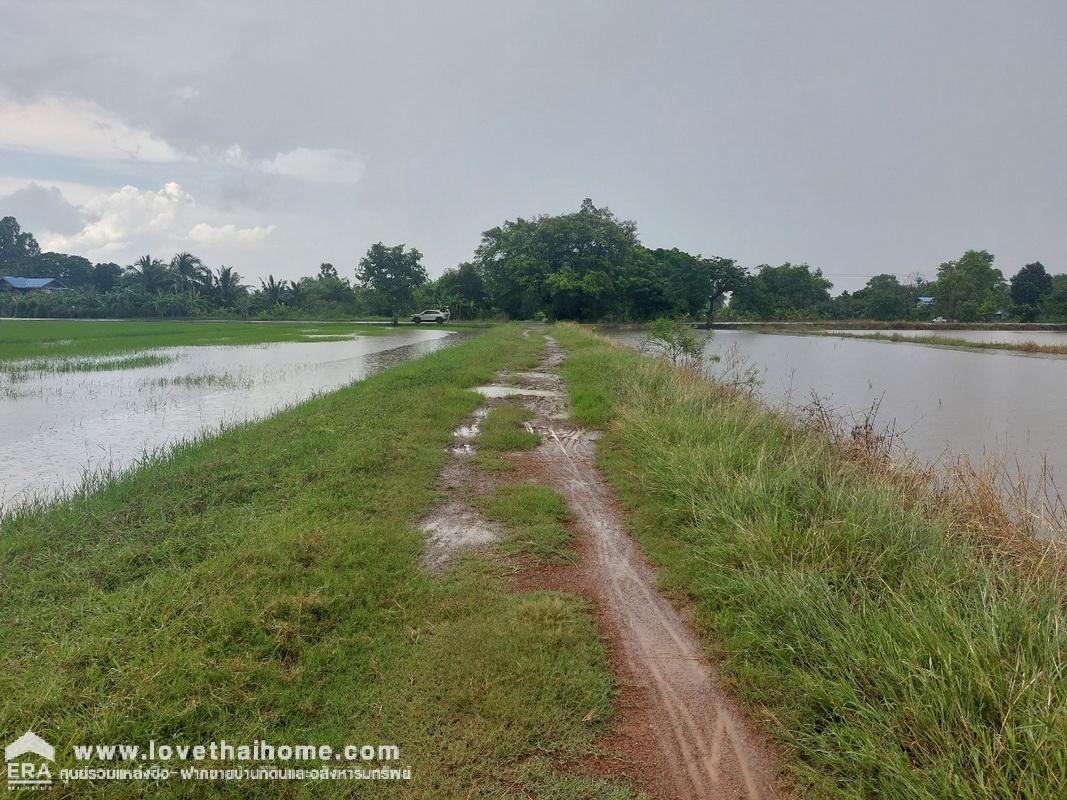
128 254 170 292
288 280 306 308
259 275 289 306
170 252 208 292
212 266 247 307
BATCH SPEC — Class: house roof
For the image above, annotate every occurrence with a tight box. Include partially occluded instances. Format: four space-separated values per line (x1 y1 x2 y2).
1 276 65 289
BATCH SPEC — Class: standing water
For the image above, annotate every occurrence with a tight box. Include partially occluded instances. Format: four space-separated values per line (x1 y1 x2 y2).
0 329 458 512
611 328 1067 497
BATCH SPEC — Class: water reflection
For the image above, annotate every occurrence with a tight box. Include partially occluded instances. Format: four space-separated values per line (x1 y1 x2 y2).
0 329 461 511
824 329 1067 345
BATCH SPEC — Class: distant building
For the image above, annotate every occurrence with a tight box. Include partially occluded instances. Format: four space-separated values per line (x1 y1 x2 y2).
917 296 934 306
0 276 68 293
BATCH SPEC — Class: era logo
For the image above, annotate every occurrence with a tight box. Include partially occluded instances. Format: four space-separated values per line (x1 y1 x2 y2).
5 731 54 790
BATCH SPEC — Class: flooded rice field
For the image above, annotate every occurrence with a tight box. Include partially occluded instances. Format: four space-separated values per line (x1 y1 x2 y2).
611 328 1067 497
825 328 1067 345
0 329 458 512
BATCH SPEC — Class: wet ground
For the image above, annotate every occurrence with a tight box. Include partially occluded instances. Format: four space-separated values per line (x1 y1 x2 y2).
418 331 780 799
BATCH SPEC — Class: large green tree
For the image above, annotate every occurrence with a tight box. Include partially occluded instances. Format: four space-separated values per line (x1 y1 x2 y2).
356 243 428 323
1010 262 1053 319
17 252 95 286
92 262 123 292
729 263 833 319
0 216 41 273
430 262 487 319
477 199 638 321
933 250 1006 321
849 274 915 320
1041 274 1067 322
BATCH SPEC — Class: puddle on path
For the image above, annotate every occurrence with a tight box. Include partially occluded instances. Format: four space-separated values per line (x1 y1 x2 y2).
474 385 563 398
420 494 499 568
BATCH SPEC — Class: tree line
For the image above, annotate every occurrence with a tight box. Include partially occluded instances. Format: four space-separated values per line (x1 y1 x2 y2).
2 204 1065 322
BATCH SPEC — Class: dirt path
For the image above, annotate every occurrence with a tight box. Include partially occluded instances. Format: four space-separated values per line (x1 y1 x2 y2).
516 336 779 800
420 333 781 799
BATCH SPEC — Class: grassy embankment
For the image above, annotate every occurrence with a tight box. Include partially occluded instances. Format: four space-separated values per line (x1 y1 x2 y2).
0 324 637 799
552 325 1066 800
819 330 1067 356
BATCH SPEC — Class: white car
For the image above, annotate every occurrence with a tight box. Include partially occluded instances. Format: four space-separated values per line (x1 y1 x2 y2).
410 308 449 323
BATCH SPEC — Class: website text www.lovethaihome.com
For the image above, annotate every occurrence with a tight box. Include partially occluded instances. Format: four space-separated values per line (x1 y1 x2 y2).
4 731 410 790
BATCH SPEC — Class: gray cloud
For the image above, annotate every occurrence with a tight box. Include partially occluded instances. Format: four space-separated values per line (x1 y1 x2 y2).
0 182 85 235
1 0 1065 288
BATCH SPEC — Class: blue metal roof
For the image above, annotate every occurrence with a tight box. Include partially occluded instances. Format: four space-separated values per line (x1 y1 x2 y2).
2 276 63 288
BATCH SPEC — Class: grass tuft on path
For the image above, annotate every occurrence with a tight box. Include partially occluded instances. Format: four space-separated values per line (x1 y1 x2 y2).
473 404 541 471
552 324 1067 800
482 482 575 564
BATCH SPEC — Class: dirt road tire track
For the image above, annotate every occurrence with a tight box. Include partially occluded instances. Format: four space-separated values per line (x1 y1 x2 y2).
516 335 780 800
418 331 781 799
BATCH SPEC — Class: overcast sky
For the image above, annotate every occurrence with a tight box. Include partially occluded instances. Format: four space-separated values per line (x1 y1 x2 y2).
1 1 1064 293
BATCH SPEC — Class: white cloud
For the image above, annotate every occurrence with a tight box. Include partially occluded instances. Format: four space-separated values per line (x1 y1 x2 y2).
0 93 367 186
38 182 273 259
41 182 192 253
0 92 179 162
259 147 366 184
188 222 275 244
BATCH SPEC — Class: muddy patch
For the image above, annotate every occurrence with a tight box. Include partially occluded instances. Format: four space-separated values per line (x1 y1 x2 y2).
421 497 499 568
496 369 565 390
419 410 502 567
450 405 488 455
473 384 563 399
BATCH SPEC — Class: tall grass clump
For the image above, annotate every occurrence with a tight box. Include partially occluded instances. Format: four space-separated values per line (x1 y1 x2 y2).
553 325 1067 800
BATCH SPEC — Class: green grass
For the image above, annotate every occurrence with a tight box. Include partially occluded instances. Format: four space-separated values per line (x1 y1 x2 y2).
0 324 636 799
153 373 241 388
481 483 575 564
1 353 175 380
552 325 1067 800
0 319 408 363
473 405 542 471
478 405 541 451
